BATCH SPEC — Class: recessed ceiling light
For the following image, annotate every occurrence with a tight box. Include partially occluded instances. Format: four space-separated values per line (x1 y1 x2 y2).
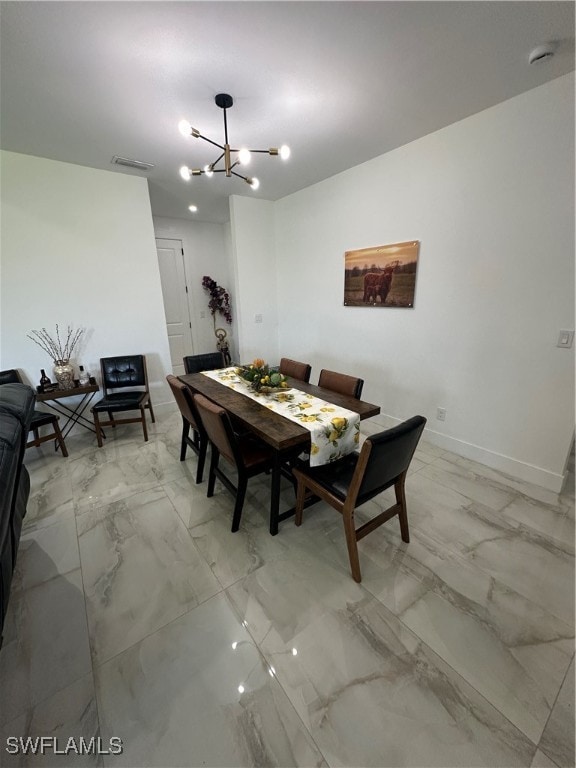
188 204 198 213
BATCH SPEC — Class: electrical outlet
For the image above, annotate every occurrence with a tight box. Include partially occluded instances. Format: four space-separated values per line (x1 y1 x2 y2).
557 330 574 348
200 311 206 319
436 407 447 421
254 314 263 324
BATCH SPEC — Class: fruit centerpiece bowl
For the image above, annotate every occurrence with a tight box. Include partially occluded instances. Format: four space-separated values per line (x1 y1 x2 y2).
237 359 289 393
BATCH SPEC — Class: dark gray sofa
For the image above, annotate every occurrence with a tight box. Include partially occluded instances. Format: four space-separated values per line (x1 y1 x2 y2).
0 383 34 646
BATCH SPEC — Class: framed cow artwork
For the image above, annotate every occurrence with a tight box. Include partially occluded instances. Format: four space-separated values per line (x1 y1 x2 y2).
344 240 420 308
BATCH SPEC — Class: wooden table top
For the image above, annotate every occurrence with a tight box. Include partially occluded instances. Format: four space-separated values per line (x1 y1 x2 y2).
36 383 99 401
178 372 380 452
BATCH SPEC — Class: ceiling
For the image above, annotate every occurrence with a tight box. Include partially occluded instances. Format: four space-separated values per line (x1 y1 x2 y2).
1 2 573 224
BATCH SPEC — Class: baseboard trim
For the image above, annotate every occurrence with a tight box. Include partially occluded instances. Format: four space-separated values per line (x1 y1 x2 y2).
150 400 177 418
54 400 178 439
368 415 566 493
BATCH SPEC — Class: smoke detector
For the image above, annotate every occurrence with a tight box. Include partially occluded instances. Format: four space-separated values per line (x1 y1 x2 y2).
528 43 556 65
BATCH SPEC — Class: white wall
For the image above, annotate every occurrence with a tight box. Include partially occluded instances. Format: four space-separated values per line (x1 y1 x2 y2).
229 196 279 364
0 151 173 410
152 216 235 360
272 74 574 491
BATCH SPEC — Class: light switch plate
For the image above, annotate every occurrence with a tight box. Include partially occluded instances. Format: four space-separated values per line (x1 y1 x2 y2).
557 330 574 348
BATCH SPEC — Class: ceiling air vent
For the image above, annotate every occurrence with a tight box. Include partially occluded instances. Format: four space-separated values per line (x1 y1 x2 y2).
111 155 155 171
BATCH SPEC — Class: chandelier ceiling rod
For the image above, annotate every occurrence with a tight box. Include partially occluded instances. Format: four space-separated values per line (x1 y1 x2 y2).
178 93 290 191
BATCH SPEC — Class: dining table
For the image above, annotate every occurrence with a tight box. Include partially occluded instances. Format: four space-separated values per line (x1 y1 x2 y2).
178 370 381 535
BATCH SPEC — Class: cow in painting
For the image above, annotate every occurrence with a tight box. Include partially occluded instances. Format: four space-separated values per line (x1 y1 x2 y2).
363 265 396 304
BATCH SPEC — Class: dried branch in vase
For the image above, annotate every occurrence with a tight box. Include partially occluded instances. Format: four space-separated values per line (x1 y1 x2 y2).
27 324 84 363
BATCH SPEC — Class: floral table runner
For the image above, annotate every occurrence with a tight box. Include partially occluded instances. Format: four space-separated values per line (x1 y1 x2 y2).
202 367 360 466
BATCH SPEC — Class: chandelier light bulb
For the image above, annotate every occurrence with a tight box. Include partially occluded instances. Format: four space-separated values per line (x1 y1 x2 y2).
249 177 260 191
204 164 214 178
188 204 198 213
179 165 192 181
280 144 291 160
238 148 251 165
178 119 192 137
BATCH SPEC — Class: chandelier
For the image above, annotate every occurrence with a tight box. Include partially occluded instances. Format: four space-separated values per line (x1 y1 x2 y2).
178 93 290 191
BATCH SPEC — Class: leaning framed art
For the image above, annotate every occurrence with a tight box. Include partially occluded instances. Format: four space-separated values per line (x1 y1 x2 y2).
344 240 420 308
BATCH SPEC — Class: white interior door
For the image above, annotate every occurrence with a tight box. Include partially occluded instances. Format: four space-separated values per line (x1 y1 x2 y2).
156 238 194 376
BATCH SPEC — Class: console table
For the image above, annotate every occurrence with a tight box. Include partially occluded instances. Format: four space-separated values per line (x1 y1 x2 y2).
36 383 102 442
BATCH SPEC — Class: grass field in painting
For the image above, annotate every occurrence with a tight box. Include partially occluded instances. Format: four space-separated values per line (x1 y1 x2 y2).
344 273 416 307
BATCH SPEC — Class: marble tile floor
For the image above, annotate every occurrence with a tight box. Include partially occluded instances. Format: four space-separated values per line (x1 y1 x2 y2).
0 410 573 767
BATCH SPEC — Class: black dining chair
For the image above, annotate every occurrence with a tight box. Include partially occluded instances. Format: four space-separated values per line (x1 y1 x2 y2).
193 393 275 532
166 375 207 483
318 369 364 399
279 358 312 383
293 415 426 582
183 352 225 374
91 355 154 447
0 369 69 457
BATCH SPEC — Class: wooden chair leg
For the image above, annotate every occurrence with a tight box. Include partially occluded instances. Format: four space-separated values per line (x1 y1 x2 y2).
147 400 156 423
108 410 116 427
342 509 362 583
32 427 41 447
196 437 207 485
93 412 104 448
395 474 410 543
294 478 308 526
231 475 247 532
180 418 189 461
141 407 149 442
207 448 219 497
52 419 69 458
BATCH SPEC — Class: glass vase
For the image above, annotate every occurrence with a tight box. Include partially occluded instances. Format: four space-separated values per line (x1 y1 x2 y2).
53 360 75 390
